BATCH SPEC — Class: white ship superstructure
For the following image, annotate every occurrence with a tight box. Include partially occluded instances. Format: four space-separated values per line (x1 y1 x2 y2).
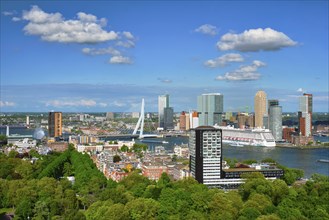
214 126 276 147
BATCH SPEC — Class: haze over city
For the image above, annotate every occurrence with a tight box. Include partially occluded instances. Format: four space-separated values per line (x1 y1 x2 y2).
1 1 328 112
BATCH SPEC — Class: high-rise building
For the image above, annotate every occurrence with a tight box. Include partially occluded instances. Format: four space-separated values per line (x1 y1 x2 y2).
298 93 313 137
197 93 223 126
237 113 254 129
189 126 223 187
189 111 199 129
106 112 114 120
254 90 267 128
179 111 187 130
48 112 62 137
179 111 192 131
26 116 30 126
163 107 174 130
158 94 169 128
268 100 282 141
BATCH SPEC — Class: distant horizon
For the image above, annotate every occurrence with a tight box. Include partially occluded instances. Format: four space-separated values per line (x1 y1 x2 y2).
1 1 328 112
1 111 328 115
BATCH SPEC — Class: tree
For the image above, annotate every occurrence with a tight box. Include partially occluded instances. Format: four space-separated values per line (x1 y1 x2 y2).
157 172 171 188
8 150 18 158
244 193 273 215
113 155 121 163
239 207 261 220
271 179 289 205
124 198 159 220
33 200 50 220
239 172 273 200
15 198 33 220
120 145 129 152
16 161 34 179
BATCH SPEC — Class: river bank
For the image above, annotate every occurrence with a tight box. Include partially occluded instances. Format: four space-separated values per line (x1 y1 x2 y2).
276 143 329 149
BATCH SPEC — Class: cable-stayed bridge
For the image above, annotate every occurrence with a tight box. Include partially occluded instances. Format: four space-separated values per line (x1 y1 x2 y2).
98 99 159 139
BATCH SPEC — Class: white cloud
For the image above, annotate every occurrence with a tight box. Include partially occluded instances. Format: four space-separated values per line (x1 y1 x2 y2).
0 101 15 107
115 31 135 48
46 99 97 107
122 31 134 40
217 28 297 52
158 78 173 83
82 47 121 56
77 12 97 23
22 5 118 43
109 56 132 64
111 101 126 107
195 24 218 36
116 40 135 48
204 53 244 68
99 102 108 107
297 88 304 93
3 11 16 16
216 60 266 81
12 17 21 22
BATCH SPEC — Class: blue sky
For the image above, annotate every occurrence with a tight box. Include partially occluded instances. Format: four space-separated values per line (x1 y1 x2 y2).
1 1 328 112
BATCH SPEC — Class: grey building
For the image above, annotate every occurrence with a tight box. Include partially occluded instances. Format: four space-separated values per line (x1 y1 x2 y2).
268 100 282 141
197 93 223 126
163 107 174 130
158 94 169 128
189 126 223 187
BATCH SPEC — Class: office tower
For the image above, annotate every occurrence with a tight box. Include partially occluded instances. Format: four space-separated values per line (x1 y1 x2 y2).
189 126 222 186
158 94 169 128
179 111 191 131
254 90 267 128
263 114 269 129
48 112 62 137
268 100 282 141
179 111 187 130
106 112 114 120
237 113 254 129
26 116 30 126
132 112 140 118
298 93 313 136
197 93 224 126
163 107 174 130
189 111 199 129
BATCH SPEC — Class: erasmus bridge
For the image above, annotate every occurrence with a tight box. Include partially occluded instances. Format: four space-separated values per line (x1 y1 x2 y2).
98 99 159 139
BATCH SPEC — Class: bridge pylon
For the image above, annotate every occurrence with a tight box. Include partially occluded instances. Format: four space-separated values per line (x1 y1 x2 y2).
132 99 145 139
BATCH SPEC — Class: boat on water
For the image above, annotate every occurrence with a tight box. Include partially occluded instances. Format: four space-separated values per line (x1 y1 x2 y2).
214 125 276 147
140 139 168 144
228 142 245 147
317 159 329 163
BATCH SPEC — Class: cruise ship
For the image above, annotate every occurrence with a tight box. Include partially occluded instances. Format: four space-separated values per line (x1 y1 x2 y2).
214 126 276 147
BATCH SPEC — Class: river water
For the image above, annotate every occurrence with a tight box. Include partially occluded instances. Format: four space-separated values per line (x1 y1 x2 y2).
1 127 328 178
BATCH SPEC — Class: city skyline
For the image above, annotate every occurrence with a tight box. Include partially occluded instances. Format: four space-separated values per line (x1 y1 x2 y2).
1 1 328 112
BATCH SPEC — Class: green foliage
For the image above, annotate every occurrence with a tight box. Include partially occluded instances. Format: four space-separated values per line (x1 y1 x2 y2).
113 155 121 163
120 145 129 152
132 143 148 152
38 149 71 179
242 159 258 165
8 150 18 158
278 165 304 185
0 152 328 220
261 158 277 164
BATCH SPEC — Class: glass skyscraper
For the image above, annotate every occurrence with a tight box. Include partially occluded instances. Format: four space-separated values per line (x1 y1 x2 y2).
158 94 174 130
197 93 223 126
268 101 282 141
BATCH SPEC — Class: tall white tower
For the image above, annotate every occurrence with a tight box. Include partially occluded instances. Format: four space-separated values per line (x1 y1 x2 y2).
133 99 145 138
6 126 9 136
